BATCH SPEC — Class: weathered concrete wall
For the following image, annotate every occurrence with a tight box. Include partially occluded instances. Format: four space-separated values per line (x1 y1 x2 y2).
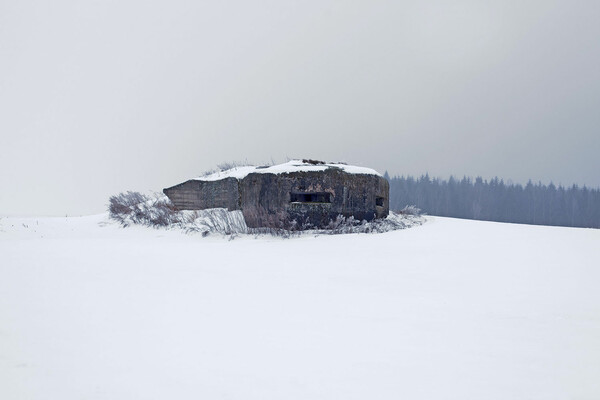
239 169 389 228
163 177 240 211
163 168 389 228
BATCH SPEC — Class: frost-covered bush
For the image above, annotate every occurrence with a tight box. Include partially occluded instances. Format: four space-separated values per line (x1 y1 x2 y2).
319 212 423 234
108 191 146 218
108 192 424 238
108 192 181 227
181 209 248 236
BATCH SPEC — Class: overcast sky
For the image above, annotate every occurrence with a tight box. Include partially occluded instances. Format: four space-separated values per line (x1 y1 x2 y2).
1 0 599 216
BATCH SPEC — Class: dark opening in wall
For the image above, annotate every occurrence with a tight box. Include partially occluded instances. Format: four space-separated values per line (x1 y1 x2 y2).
290 192 332 203
376 196 385 207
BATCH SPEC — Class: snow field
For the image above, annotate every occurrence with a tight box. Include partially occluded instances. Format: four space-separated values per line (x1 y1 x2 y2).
1 215 599 399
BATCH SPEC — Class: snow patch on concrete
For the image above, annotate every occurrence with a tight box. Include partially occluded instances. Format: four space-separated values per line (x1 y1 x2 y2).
196 159 382 181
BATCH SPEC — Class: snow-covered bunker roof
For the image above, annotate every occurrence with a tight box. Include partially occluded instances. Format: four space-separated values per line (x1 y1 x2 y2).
196 159 382 182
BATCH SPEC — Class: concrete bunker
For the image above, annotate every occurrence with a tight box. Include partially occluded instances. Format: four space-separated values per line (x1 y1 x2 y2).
163 159 389 229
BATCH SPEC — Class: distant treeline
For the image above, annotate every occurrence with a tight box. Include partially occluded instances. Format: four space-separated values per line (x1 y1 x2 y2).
386 173 600 228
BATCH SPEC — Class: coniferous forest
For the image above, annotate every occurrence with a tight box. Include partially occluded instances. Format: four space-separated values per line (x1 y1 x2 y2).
386 173 600 228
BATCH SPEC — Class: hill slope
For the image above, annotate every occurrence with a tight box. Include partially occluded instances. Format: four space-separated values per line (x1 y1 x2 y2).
1 215 599 399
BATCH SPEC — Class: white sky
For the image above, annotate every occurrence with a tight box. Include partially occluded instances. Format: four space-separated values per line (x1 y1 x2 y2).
1 0 599 216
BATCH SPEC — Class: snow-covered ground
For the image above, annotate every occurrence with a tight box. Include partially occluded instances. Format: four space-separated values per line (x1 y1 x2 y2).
1 215 599 399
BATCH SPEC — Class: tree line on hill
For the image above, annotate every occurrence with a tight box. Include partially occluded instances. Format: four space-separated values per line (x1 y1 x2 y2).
385 173 600 228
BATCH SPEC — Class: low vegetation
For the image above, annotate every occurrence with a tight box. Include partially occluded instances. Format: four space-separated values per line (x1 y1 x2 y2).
108 191 424 238
108 191 182 227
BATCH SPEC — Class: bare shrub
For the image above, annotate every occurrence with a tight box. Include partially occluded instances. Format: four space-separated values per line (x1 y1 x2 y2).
183 208 248 236
108 192 181 227
108 191 149 226
147 196 181 226
199 168 217 177
109 191 146 216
